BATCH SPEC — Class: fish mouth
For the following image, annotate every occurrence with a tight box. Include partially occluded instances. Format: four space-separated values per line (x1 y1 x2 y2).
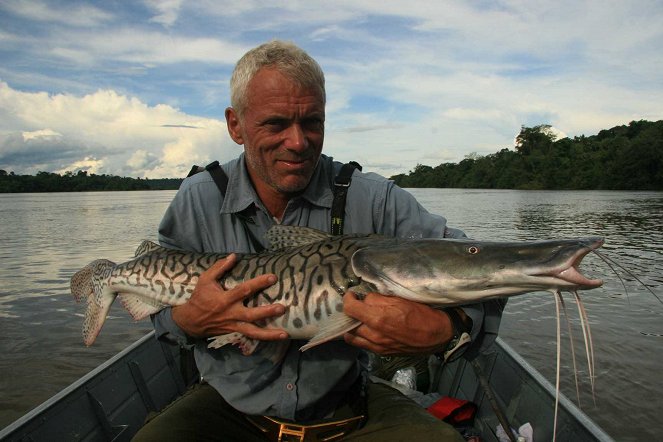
541 237 604 289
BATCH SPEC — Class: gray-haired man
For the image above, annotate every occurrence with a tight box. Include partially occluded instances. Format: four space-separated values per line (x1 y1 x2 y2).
134 40 497 441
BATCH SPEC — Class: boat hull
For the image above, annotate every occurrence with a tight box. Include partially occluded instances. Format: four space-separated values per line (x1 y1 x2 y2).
0 334 613 441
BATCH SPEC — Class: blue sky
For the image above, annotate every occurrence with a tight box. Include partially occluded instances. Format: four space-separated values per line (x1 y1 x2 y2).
1 0 662 178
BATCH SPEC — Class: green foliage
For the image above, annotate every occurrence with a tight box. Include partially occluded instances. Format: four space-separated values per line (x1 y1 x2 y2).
3 120 661 193
0 170 183 193
391 120 663 190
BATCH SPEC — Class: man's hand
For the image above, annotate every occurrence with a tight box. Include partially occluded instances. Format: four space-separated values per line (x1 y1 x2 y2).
171 254 289 341
342 292 453 355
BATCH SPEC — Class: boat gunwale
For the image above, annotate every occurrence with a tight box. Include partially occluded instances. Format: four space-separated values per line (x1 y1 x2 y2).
494 337 614 442
0 331 161 439
0 333 615 441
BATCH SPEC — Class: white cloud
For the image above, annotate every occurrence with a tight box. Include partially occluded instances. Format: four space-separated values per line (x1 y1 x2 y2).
46 29 247 66
0 82 236 178
22 128 62 142
1 0 113 27
55 157 105 175
126 149 157 170
146 0 184 27
0 1 661 179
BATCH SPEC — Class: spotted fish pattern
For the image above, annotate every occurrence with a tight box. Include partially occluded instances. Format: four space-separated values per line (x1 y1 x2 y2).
71 225 604 354
71 226 378 350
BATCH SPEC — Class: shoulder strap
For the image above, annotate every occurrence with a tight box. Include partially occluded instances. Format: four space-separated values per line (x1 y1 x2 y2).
331 161 362 236
187 161 229 196
206 161 229 195
187 160 362 237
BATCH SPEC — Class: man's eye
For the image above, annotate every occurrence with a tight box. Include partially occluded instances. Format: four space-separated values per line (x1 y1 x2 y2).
264 119 287 129
303 118 324 131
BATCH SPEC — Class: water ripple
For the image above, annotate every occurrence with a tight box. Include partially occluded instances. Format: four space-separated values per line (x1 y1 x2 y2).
1 189 661 441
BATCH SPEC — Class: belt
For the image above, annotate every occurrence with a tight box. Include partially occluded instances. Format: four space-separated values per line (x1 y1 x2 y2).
246 414 365 442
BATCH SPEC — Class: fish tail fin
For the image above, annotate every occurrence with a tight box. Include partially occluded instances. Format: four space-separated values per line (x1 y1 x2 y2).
299 312 361 352
71 259 117 346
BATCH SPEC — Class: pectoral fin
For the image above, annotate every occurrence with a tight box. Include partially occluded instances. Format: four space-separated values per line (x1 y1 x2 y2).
117 293 165 320
299 312 361 352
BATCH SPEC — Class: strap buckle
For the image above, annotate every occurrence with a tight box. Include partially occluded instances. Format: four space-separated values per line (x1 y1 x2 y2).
333 177 352 188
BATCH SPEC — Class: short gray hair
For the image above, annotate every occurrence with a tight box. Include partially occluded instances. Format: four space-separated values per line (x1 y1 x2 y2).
230 40 326 116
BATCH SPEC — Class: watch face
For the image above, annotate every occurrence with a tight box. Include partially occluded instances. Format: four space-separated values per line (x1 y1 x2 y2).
442 332 472 363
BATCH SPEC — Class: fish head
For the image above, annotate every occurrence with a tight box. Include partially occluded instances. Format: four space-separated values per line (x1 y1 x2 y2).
351 237 604 305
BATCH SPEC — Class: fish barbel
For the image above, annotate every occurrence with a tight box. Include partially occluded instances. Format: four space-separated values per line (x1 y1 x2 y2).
71 225 604 352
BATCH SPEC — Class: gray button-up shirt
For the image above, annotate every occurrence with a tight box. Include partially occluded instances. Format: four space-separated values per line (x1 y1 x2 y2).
154 153 490 421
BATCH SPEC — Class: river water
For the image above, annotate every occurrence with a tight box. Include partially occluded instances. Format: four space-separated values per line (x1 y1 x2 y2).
0 189 661 440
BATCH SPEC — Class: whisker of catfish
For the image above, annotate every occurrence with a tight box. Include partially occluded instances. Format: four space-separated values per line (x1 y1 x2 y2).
558 293 581 406
553 290 562 442
591 249 662 304
573 291 597 406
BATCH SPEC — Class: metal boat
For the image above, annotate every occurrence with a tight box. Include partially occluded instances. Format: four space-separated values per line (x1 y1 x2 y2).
0 333 613 441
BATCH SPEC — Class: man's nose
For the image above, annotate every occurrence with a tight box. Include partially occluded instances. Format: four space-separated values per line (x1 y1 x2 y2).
283 124 308 151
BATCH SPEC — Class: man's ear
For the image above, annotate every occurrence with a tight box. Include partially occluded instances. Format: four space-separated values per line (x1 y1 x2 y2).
225 107 244 145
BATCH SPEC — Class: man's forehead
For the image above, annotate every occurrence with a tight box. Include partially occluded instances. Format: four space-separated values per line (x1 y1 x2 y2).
245 68 324 109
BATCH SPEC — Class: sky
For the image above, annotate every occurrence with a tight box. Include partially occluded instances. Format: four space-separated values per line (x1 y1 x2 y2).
1 0 662 179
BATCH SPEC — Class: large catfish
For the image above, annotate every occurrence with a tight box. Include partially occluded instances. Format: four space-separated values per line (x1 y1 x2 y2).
71 225 603 353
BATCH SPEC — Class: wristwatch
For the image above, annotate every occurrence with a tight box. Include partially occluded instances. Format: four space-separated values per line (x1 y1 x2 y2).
438 308 472 362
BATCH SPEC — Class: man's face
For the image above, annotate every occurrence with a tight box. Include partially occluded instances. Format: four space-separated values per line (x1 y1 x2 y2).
226 67 325 196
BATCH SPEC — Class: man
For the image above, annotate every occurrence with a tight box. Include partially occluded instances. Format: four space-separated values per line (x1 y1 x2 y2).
134 40 498 441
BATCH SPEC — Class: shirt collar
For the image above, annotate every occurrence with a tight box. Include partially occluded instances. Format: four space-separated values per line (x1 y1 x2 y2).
220 153 335 215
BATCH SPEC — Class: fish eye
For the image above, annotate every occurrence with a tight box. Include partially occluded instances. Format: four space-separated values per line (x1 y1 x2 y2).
468 246 480 255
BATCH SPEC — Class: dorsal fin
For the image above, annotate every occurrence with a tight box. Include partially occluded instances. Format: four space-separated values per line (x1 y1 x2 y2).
134 240 163 257
265 226 332 251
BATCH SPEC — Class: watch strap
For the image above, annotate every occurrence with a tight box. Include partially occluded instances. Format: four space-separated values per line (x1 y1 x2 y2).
438 308 472 362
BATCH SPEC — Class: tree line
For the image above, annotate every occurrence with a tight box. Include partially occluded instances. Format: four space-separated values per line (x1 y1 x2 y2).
0 170 183 193
390 120 663 190
2 120 661 192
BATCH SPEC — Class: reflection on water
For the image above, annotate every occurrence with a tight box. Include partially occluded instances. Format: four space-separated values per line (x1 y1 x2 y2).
1 189 662 440
0 191 175 426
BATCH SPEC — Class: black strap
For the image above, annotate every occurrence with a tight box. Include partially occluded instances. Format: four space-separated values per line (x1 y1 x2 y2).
188 160 361 238
188 161 229 195
331 161 362 236
205 161 229 196
191 161 264 251
186 165 203 178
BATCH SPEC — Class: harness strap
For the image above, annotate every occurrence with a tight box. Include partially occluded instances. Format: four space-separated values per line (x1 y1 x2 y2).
189 160 361 238
331 161 362 236
187 161 228 194
204 161 229 197
194 161 264 251
186 165 203 178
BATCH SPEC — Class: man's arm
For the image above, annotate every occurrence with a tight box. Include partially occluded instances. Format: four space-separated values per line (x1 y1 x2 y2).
341 179 497 357
342 292 464 355
153 179 288 346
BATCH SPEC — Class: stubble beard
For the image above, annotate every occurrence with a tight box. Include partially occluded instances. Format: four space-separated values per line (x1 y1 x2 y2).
246 153 319 197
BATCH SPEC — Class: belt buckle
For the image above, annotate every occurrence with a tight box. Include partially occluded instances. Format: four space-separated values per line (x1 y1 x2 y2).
249 415 364 442
278 422 305 441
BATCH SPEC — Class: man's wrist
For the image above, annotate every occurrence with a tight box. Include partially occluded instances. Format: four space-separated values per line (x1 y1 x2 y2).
437 308 473 362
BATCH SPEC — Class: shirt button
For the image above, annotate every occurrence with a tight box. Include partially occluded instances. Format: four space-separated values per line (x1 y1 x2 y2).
286 383 295 391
